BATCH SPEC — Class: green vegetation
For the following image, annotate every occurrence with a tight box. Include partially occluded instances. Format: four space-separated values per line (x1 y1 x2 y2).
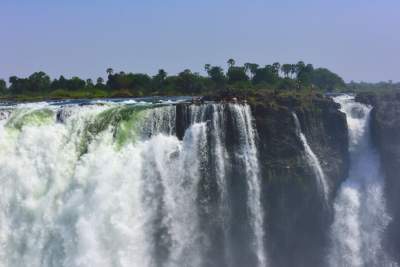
0 60 346 101
346 81 400 93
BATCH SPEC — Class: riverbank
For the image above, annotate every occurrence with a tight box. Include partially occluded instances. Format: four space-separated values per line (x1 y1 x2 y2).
0 88 324 104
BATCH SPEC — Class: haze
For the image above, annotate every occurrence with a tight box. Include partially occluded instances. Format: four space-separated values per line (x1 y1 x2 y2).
1 0 399 82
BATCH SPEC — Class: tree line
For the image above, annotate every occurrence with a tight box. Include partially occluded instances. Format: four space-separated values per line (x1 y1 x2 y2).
346 80 400 92
0 59 346 98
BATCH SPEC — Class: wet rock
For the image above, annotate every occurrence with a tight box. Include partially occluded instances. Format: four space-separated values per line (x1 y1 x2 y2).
359 91 400 262
249 94 348 267
174 92 349 267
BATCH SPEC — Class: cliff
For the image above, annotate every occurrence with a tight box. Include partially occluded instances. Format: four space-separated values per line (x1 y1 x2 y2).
356 91 400 262
250 92 348 267
176 91 349 267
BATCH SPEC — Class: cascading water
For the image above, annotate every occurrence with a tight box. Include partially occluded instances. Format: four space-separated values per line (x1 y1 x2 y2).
231 104 267 267
328 95 396 267
0 100 267 267
292 112 329 202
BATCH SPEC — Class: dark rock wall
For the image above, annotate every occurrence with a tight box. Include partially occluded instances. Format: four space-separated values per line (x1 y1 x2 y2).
175 94 349 267
357 91 400 262
295 98 349 195
251 95 348 267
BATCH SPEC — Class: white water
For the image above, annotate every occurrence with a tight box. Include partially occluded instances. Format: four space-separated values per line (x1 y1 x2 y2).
209 104 231 265
0 102 266 267
292 112 329 202
328 95 395 267
232 104 267 267
189 104 267 267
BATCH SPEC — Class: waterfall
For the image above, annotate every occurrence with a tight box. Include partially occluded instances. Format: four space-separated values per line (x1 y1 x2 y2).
328 95 395 267
182 103 267 267
292 112 329 202
231 104 267 267
0 101 267 267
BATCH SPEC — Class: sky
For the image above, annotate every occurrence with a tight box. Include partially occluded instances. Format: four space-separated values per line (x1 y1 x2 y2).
0 0 399 82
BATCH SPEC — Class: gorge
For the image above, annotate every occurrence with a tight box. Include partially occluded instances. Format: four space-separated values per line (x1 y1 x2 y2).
0 93 399 267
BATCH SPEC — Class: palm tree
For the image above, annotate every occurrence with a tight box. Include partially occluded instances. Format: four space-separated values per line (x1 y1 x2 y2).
290 64 297 78
272 62 281 76
244 63 251 73
96 77 104 85
295 61 306 77
0 79 6 93
204 64 211 73
86 79 93 86
244 63 259 79
249 64 259 79
157 69 167 81
227 58 235 68
106 68 114 76
281 64 291 78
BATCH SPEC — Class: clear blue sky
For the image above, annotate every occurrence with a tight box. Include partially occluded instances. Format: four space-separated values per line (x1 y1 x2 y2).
1 0 399 82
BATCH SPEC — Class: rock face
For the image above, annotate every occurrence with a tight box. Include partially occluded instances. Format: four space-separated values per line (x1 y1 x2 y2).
250 93 348 267
175 103 191 140
357 91 400 262
176 92 349 267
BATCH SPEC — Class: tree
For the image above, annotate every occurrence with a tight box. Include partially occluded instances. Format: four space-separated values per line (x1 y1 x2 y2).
7 72 51 94
207 66 226 88
227 66 249 83
297 63 314 86
156 69 167 81
96 77 104 85
95 77 106 89
253 66 277 85
227 58 236 68
289 64 297 79
272 62 281 76
129 73 152 92
51 75 68 91
277 77 297 90
9 76 17 85
106 68 114 76
1 61 346 96
0 79 6 94
108 72 152 92
281 64 292 78
249 64 259 78
175 69 206 94
244 63 259 79
244 63 251 74
28 71 51 92
86 79 94 87
153 69 168 92
204 64 211 73
112 73 130 89
295 61 306 77
311 68 345 92
9 76 28 94
68 77 86 91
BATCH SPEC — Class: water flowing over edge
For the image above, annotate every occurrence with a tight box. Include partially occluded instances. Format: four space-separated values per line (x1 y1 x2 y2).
328 95 397 267
292 112 329 202
0 102 267 267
